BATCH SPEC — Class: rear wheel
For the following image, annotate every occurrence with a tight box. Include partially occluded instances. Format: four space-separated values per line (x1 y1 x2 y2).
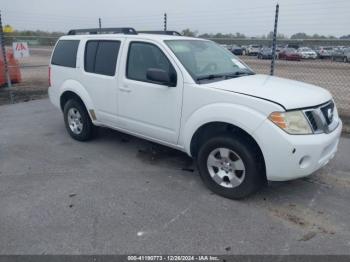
63 99 96 141
196 134 265 199
344 57 348 63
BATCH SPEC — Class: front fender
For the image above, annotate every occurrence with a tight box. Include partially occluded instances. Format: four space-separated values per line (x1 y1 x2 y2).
180 103 268 156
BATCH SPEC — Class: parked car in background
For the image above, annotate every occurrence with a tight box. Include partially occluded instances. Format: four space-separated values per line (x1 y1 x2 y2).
257 47 273 59
297 47 317 59
278 48 301 61
230 45 243 56
241 45 248 55
315 46 333 59
246 45 261 56
344 48 350 62
331 47 350 62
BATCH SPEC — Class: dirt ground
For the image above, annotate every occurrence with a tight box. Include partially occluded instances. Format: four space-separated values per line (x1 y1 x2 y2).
1 46 349 118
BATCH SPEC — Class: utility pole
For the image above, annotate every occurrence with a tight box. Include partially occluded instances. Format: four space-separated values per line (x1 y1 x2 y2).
0 10 12 89
270 4 279 76
164 13 167 31
98 17 102 33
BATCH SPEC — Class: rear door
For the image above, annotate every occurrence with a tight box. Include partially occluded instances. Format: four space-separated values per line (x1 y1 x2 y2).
79 38 124 123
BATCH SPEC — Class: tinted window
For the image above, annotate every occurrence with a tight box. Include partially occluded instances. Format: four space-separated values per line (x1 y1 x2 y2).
127 42 175 83
84 40 120 76
51 40 79 67
84 41 98 73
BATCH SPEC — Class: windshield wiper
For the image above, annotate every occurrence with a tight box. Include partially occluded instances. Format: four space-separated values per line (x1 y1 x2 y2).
196 74 227 81
224 71 254 79
196 71 254 82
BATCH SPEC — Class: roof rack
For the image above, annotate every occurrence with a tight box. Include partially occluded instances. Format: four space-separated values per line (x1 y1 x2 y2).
138 30 182 36
67 27 137 35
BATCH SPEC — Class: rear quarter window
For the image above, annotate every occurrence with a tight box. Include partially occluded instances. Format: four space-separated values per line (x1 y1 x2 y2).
51 40 80 68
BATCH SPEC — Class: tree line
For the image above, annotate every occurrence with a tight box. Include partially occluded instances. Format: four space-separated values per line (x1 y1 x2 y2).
4 27 350 40
182 29 350 40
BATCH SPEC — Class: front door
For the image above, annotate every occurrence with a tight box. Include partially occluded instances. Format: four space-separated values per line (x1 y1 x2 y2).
117 40 183 144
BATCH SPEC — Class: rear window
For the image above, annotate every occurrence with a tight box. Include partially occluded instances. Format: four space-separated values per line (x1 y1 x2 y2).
51 40 80 68
84 40 121 76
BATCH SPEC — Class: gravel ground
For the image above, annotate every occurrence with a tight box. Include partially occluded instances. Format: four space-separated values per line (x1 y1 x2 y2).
0 99 350 254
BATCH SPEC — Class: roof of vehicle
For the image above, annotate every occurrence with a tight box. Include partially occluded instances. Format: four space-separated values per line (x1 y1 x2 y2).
59 33 202 42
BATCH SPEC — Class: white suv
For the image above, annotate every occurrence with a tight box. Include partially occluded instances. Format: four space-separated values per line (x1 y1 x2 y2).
48 28 342 199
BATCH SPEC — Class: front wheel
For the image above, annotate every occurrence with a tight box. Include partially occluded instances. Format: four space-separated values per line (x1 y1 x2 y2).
196 135 265 199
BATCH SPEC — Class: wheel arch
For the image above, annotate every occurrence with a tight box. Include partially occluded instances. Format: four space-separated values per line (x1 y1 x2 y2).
59 80 96 121
189 121 266 180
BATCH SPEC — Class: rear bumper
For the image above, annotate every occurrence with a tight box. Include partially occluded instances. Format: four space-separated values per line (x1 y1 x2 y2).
48 85 60 110
253 118 342 181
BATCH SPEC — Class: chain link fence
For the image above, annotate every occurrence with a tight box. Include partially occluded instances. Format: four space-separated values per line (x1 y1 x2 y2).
212 38 350 118
0 36 57 104
1 6 349 120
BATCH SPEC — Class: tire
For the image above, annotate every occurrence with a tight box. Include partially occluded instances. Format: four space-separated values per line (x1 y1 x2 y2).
196 134 265 199
344 57 348 63
63 99 96 141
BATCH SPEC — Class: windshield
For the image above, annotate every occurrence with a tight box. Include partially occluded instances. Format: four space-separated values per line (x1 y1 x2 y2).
165 40 254 83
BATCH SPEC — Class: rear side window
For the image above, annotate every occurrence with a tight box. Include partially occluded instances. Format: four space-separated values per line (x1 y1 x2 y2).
51 40 80 68
84 40 121 76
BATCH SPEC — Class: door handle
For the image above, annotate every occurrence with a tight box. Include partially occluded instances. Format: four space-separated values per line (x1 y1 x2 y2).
119 86 131 93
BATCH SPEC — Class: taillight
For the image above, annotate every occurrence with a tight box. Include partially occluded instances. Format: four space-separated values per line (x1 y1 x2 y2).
48 66 51 86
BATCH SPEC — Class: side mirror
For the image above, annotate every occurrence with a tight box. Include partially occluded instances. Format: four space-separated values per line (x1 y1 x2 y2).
146 68 175 87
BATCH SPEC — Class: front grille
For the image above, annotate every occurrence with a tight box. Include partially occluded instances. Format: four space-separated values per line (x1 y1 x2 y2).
303 101 338 134
320 101 335 125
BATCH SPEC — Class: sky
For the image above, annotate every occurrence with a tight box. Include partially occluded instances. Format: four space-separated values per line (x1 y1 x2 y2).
2 0 350 37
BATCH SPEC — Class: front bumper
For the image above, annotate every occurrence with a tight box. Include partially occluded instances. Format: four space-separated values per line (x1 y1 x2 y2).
253 118 342 181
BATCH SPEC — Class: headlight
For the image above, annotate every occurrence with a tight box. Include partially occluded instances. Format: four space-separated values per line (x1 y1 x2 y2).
268 111 312 134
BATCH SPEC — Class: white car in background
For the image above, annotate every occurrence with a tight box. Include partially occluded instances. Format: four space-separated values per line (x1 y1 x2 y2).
48 28 342 199
297 47 317 59
246 45 262 56
316 46 334 59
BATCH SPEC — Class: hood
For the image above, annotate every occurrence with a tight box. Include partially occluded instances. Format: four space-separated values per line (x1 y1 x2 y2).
206 74 331 110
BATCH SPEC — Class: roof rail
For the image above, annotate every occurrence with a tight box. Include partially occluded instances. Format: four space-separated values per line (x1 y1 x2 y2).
138 30 182 36
67 27 137 35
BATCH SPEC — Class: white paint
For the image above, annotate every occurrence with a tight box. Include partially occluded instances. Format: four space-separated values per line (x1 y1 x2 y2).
48 33 342 183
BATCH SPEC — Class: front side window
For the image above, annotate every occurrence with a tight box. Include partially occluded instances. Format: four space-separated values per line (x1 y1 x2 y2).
84 40 120 76
51 40 80 68
126 42 176 84
165 40 253 83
